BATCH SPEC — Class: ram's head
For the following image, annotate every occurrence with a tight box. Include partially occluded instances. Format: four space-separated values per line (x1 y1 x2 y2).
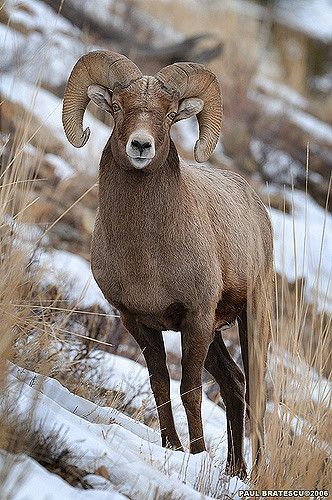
62 50 222 170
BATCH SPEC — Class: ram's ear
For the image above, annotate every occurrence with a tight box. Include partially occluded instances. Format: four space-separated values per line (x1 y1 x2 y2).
87 85 113 113
173 97 204 123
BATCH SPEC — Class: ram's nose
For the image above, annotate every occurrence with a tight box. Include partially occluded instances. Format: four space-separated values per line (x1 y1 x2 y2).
126 130 155 169
131 139 152 155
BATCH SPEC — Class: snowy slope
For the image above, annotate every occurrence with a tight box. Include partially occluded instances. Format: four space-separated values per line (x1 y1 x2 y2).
0 452 126 500
2 362 246 499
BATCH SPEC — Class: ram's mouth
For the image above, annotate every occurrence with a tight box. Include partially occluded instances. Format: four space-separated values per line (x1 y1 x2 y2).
128 156 153 169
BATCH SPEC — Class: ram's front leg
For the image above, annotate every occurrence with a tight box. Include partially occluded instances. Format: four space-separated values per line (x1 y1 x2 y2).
180 309 215 454
121 312 182 451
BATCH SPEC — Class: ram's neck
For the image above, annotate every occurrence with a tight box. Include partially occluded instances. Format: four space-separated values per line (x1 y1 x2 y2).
98 140 182 231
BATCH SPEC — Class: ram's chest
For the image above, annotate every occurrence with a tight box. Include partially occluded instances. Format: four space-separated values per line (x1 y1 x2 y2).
91 211 221 319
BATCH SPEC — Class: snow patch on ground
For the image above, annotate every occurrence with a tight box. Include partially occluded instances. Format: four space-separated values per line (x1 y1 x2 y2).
0 452 125 500
250 90 332 144
251 139 304 184
254 75 308 109
171 117 199 155
38 249 110 310
6 0 77 35
0 23 25 71
275 0 332 43
163 329 182 356
2 0 95 89
87 349 251 467
270 349 331 410
0 74 110 173
268 188 332 313
2 361 247 499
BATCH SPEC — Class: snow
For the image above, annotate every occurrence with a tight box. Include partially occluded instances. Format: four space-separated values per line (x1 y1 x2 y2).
268 188 332 313
69 0 126 31
2 0 179 90
16 30 89 88
172 117 199 155
250 89 332 144
9 222 108 311
267 347 332 460
0 23 25 72
69 0 180 44
0 74 110 172
2 361 247 499
7 217 49 258
2 0 95 89
275 0 332 43
44 153 75 180
270 349 332 410
38 249 110 310
0 452 125 500
6 0 77 35
254 75 308 109
311 72 332 93
251 139 304 184
163 329 182 356
86 350 250 468
290 108 332 144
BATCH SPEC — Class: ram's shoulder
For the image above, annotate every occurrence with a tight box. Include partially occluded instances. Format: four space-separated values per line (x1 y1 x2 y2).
179 161 251 192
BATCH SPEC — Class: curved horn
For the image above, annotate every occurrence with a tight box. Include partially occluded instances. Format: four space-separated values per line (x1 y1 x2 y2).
155 62 222 162
62 50 142 147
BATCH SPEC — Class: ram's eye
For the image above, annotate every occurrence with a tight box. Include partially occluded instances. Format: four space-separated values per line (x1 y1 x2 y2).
167 111 176 121
112 103 121 112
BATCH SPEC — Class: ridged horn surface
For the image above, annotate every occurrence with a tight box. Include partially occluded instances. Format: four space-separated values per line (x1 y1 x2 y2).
62 51 142 147
155 62 222 162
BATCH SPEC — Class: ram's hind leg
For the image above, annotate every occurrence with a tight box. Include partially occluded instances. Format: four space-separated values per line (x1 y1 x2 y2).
205 333 247 479
121 313 182 451
238 307 250 418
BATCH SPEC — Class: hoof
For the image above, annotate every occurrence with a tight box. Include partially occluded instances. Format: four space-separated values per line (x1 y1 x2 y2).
225 459 247 480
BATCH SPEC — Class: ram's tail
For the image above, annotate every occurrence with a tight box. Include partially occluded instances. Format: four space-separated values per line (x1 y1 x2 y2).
243 271 273 472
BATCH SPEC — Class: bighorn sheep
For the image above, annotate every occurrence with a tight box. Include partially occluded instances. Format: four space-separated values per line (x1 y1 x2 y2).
62 50 273 478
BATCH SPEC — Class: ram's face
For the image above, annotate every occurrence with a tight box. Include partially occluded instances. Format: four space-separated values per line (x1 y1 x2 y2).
111 78 176 170
88 77 203 171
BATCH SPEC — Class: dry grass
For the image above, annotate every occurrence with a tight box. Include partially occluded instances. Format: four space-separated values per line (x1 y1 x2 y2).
252 181 331 490
254 280 331 489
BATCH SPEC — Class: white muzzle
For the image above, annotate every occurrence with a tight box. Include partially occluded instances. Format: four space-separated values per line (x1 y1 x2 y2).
126 130 155 169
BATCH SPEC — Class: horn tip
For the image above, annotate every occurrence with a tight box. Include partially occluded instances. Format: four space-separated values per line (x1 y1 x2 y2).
194 141 210 163
81 127 90 147
69 127 90 148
